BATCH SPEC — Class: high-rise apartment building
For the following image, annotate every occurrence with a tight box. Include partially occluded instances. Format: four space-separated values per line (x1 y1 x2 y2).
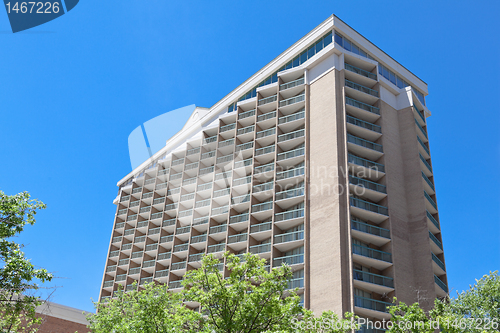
100 14 448 325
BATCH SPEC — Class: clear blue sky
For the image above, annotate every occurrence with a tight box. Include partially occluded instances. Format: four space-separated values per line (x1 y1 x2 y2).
1 1 498 313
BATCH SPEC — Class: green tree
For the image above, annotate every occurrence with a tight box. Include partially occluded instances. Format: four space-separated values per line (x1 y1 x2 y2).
88 282 206 333
386 271 499 333
0 191 53 332
182 252 304 332
89 252 356 332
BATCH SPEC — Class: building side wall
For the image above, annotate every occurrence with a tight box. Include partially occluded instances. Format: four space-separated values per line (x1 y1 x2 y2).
308 69 350 314
379 101 437 308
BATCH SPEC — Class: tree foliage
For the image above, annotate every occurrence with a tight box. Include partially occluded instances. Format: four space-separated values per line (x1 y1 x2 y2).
386 271 499 333
0 191 53 332
89 252 356 332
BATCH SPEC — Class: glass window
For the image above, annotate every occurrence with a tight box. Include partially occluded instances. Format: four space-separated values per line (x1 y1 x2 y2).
352 44 359 55
344 39 351 51
293 56 299 67
334 32 343 46
300 51 307 64
324 32 332 46
382 66 389 79
307 45 315 59
315 39 323 54
396 77 404 89
285 61 292 70
389 72 396 85
360 49 367 58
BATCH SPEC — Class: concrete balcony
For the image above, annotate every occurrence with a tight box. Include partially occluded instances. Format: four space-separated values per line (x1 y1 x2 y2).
345 97 380 123
429 231 443 255
350 196 388 223
424 191 438 214
353 270 394 294
354 296 391 320
348 154 385 181
349 175 387 202
274 230 304 252
351 218 390 246
352 244 392 270
432 253 446 275
347 134 383 161
435 275 448 297
346 115 381 142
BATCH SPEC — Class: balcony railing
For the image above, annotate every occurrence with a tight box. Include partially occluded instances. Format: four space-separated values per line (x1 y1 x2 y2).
191 234 207 244
354 296 391 313
422 172 435 192
209 224 227 234
130 200 140 208
415 118 428 139
254 162 274 175
348 154 385 173
275 208 304 222
167 188 180 196
413 105 426 124
234 158 253 170
162 218 176 227
347 134 383 153
256 127 276 139
278 128 305 143
187 147 201 156
434 275 448 293
158 252 171 260
180 193 195 202
258 94 277 106
120 195 130 202
417 136 430 156
353 269 394 288
148 228 161 236
144 178 155 185
170 173 182 181
195 199 211 209
155 269 169 278
151 212 163 220
112 236 122 243
232 194 250 205
212 205 229 216
143 260 156 268
350 196 388 216
237 125 255 136
253 181 274 193
160 235 173 243
201 150 216 159
219 138 235 148
132 187 142 194
255 145 275 156
106 265 116 273
129 267 141 275
277 147 305 161
280 77 304 90
353 244 392 263
278 109 305 125
189 253 204 262
228 233 248 244
103 281 114 288
137 221 148 229
158 168 169 176
131 251 143 259
176 226 191 235
346 115 381 133
346 97 380 115
220 123 236 133
345 63 377 80
214 171 232 181
420 153 433 173
257 110 276 122
236 141 254 152
193 217 209 226
424 191 437 210
229 212 249 224
352 219 390 239
116 274 127 282
185 162 199 171
115 222 125 229
127 214 138 222
207 243 226 253
122 243 132 250
213 188 230 198
287 278 304 290
118 209 127 215
345 79 379 97
275 186 304 201
432 253 445 271
134 236 146 243
233 176 252 186
171 261 187 271
427 211 440 230
252 201 273 213
109 250 119 257
429 231 443 250
274 230 304 244
124 229 135 236
197 182 213 192
249 243 271 254
349 175 386 193
118 259 129 266
153 197 165 205
279 93 305 107
164 203 178 211
238 109 256 120
276 166 305 180
174 244 189 252
217 155 233 165
183 177 197 186
274 253 304 266
145 243 158 252
169 280 183 289
172 158 184 166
